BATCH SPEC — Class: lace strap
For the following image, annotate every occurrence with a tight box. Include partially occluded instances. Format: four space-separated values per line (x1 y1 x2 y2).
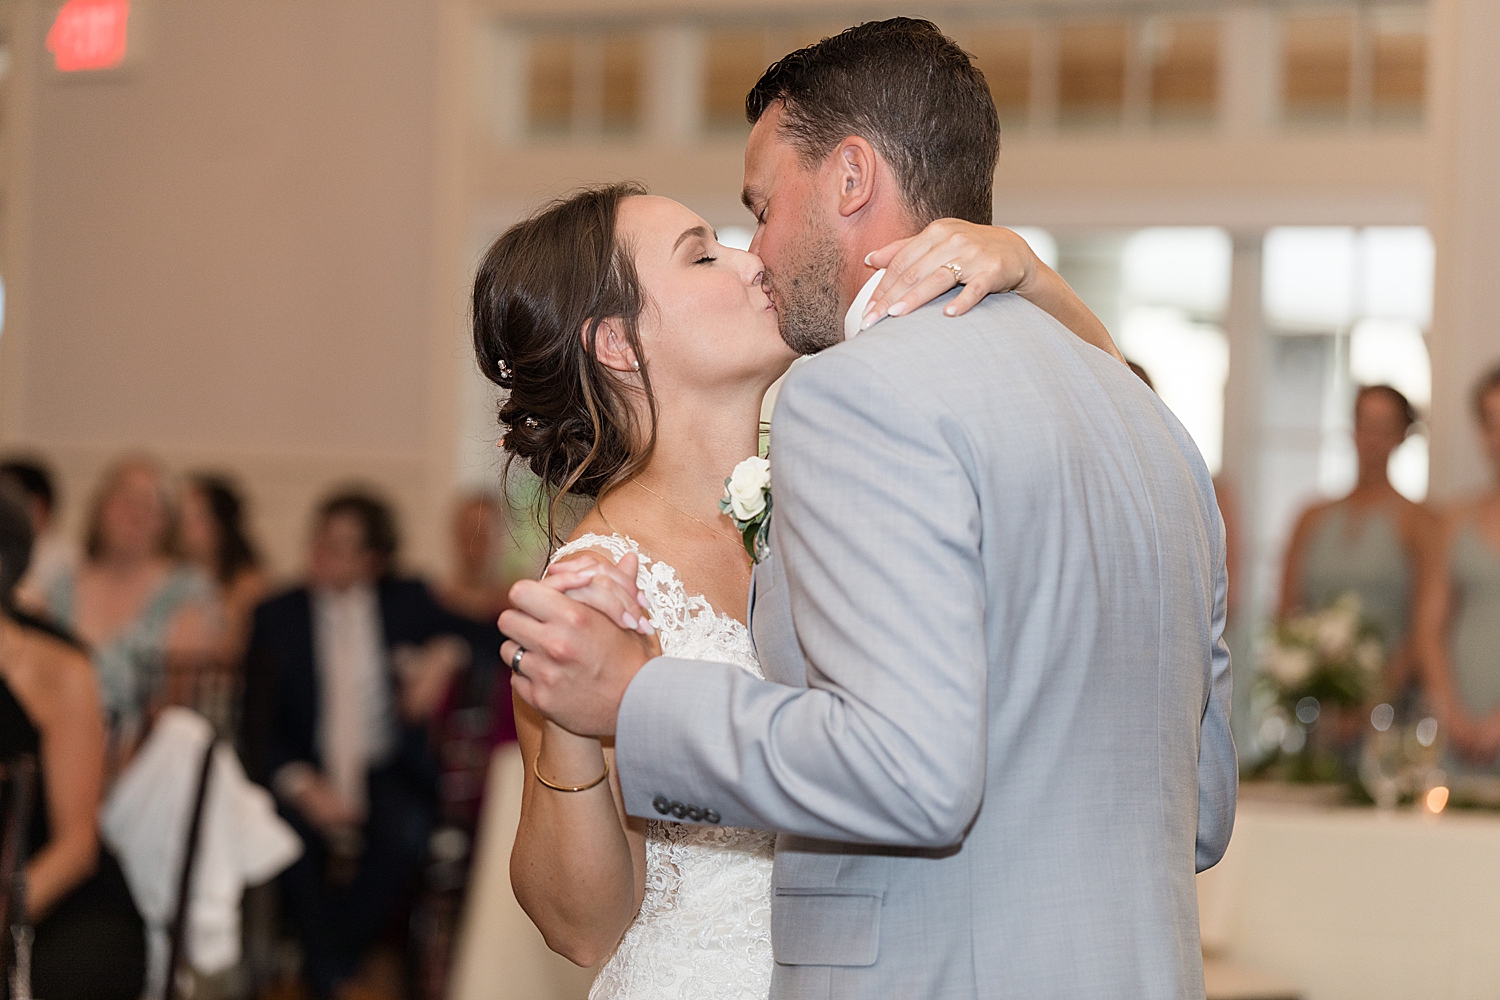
549 532 642 569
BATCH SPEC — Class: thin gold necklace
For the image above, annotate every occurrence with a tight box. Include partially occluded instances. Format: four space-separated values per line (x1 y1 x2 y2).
630 478 745 551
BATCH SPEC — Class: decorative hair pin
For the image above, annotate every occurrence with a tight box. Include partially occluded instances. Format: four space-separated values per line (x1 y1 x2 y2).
524 416 539 428
497 359 512 381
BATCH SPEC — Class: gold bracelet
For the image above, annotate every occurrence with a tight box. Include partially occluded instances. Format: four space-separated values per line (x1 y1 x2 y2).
533 753 609 793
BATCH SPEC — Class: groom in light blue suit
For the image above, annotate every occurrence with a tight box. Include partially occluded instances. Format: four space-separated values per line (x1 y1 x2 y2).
506 18 1236 999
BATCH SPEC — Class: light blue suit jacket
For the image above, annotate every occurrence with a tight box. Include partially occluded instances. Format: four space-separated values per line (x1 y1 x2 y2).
616 290 1236 999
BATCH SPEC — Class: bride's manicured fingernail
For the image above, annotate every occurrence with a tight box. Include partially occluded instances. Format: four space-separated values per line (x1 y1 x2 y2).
863 251 875 266
887 302 907 317
945 306 957 316
640 620 655 635
637 593 651 609
622 613 638 630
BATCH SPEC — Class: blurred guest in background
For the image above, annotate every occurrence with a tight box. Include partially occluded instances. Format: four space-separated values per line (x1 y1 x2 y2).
178 472 268 661
0 457 77 616
1280 386 1434 693
436 492 513 625
240 488 476 999
1416 364 1500 771
0 482 146 1000
42 457 220 748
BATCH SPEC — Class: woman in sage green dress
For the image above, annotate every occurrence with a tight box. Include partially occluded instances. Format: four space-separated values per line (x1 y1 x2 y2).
1280 386 1435 695
42 457 220 757
1417 365 1500 772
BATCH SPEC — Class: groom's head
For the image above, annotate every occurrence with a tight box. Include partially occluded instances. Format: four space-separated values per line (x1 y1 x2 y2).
742 18 1000 354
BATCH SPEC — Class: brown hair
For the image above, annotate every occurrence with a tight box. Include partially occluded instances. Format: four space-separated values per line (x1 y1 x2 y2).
316 487 399 576
1356 384 1417 434
471 182 657 545
83 456 177 562
1472 362 1500 427
746 18 1000 227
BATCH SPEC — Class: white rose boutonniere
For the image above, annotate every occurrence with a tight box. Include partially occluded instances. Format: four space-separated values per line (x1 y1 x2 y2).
720 455 772 563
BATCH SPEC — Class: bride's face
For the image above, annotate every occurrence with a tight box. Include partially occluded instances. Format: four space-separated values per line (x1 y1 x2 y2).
617 196 797 395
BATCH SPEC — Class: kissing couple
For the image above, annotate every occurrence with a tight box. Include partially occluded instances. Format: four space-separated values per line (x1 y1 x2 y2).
473 17 1236 1000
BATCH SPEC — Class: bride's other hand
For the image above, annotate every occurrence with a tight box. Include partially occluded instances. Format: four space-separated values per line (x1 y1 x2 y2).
864 219 1033 323
863 219 1126 364
541 552 654 635
501 579 656 737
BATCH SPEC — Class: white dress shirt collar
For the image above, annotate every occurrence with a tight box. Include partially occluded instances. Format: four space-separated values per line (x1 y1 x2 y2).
843 269 886 341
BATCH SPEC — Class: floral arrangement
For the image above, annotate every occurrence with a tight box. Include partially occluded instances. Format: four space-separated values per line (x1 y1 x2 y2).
1261 593 1385 711
720 455 772 563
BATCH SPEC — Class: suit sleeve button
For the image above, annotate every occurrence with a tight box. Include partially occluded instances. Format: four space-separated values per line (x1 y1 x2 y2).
686 806 704 821
704 810 721 824
653 796 671 815
670 802 688 819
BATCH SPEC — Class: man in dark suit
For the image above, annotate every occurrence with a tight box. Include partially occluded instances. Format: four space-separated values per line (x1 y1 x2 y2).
240 489 497 998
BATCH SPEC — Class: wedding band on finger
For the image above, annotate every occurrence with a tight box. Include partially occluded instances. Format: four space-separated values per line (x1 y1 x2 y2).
942 261 963 284
510 644 527 678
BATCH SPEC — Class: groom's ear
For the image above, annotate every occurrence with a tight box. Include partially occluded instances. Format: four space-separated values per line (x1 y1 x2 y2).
584 318 639 374
832 136 878 219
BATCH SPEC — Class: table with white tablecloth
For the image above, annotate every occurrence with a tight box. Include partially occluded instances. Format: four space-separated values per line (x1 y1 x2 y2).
1198 794 1500 1000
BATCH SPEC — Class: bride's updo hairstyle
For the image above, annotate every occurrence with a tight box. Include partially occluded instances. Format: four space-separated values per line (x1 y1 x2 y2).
472 181 658 542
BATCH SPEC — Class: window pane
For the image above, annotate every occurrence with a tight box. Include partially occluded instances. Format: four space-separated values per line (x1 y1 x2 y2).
601 33 642 132
1263 227 1358 331
705 30 770 130
1359 227 1434 326
1059 22 1128 127
1118 307 1230 475
1150 19 1218 124
1283 15 1353 121
528 34 574 133
969 27 1031 131
1371 7 1426 123
1124 228 1232 317
1350 317 1431 407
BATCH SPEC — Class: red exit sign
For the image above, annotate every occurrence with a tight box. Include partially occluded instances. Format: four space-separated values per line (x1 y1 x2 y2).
47 0 131 73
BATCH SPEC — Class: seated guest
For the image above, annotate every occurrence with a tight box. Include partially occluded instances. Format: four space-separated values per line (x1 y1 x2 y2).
430 493 520 829
1417 364 1500 771
0 483 146 1000
177 472 268 661
1280 386 1435 692
436 491 516 624
0 457 77 616
241 489 479 998
42 457 220 749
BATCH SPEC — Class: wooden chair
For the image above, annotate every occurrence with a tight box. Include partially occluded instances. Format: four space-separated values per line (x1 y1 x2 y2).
1 754 39 1000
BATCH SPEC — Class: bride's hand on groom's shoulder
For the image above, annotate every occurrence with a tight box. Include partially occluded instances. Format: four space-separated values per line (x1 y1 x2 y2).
862 219 1040 328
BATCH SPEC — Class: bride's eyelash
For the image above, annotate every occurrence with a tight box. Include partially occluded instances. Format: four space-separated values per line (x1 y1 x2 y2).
694 255 718 265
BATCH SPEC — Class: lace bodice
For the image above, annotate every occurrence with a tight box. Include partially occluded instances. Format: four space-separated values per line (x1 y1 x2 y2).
551 534 775 1000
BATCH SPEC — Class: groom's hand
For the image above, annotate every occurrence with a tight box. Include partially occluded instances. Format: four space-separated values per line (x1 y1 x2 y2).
500 577 655 737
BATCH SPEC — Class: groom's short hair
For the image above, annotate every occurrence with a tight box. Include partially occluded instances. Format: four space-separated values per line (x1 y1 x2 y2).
746 18 999 227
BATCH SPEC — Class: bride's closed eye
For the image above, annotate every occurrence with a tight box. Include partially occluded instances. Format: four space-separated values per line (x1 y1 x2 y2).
694 255 718 265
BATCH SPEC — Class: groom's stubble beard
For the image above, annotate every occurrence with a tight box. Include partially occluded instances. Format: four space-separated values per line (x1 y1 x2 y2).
766 204 845 356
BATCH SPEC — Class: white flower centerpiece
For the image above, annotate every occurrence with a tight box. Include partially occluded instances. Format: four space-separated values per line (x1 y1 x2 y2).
1262 593 1384 706
720 455 772 563
1256 593 1385 782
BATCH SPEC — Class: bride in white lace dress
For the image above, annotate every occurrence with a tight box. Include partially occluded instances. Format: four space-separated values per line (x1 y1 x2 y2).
468 183 1106 997
551 533 776 997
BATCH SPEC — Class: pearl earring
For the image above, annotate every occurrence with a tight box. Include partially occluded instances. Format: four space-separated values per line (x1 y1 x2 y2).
632 359 641 371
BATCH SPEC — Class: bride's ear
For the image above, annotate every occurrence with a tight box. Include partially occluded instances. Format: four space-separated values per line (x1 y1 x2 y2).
584 317 641 374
